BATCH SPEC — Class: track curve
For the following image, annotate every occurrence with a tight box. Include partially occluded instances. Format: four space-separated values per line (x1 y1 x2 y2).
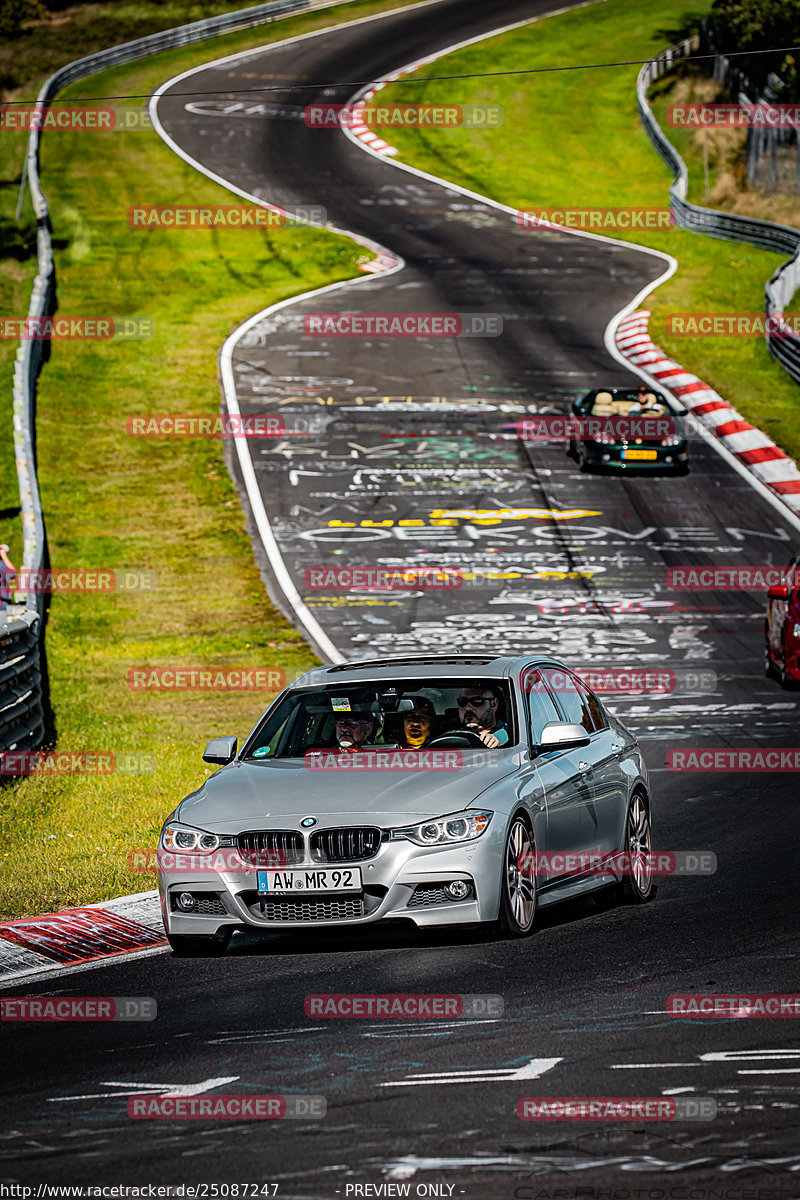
2 1 799 1191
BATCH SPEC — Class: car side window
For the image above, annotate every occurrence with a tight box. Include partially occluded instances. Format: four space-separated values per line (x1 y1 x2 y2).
583 686 607 732
522 668 562 744
541 668 605 733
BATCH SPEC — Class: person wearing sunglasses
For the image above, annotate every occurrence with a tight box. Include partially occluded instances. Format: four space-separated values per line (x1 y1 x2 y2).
457 686 509 749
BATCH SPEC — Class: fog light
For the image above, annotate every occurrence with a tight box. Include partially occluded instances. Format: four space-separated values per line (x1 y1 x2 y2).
177 892 196 911
446 880 470 900
665 455 673 463
601 453 610 462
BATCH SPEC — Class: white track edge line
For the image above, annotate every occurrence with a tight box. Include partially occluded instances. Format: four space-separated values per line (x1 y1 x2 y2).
338 4 800 535
20 0 798 976
148 4 453 662
0 945 169 988
608 311 800 536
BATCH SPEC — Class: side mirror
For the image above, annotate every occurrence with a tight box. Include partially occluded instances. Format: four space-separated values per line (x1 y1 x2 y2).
203 735 238 765
538 721 590 751
768 584 789 601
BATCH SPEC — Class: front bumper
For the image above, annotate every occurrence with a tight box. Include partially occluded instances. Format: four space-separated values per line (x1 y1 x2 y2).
577 440 689 470
158 829 504 935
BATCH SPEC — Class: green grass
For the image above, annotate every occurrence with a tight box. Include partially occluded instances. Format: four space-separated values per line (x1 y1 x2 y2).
0 0 422 593
0 0 428 919
375 0 800 460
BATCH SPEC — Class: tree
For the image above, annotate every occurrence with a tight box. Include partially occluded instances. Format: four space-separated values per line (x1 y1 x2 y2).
0 0 47 39
710 0 800 95
711 0 800 51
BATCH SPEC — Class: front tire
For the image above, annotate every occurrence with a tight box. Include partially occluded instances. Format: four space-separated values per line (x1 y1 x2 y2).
494 816 537 937
167 929 232 957
621 792 655 904
765 631 777 679
777 635 796 688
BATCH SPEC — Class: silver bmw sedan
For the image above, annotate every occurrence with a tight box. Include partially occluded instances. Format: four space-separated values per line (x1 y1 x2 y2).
158 653 654 955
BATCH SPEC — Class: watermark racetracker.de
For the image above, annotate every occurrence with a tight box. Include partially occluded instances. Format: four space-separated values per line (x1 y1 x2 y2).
667 565 798 590
304 993 503 1017
0 104 153 131
1 996 156 1021
665 313 800 337
517 207 674 231
517 1096 717 1121
0 750 156 775
667 747 800 771
667 101 800 128
304 102 503 128
516 850 717 877
668 993 800 1017
0 317 153 340
126 414 324 438
304 313 502 337
1 569 156 594
128 1094 325 1119
127 667 287 691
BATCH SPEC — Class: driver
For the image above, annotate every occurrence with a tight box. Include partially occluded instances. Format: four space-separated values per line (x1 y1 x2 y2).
458 685 509 748
628 385 661 414
399 696 435 748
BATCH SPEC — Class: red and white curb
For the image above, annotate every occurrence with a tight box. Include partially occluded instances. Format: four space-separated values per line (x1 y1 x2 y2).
345 82 400 159
0 891 166 981
343 56 435 160
616 309 800 514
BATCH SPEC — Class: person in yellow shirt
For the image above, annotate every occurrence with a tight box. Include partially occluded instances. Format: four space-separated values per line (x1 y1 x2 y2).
400 696 435 748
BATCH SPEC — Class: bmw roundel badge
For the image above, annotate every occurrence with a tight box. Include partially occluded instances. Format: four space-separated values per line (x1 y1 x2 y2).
300 816 317 828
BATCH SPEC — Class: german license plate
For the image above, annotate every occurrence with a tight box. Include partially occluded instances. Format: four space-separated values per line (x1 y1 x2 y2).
623 448 658 460
257 867 362 893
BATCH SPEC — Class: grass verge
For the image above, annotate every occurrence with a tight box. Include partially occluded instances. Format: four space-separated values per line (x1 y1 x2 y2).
0 0 427 919
373 0 800 461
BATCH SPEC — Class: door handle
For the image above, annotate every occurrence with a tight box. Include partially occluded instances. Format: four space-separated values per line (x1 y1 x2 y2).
579 760 590 773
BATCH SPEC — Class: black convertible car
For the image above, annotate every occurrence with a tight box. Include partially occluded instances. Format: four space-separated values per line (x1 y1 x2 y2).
569 387 689 474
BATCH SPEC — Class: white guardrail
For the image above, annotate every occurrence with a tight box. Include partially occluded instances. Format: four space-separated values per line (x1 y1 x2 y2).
638 36 800 385
2 0 352 757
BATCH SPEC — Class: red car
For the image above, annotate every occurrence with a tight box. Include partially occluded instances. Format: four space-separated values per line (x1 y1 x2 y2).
765 554 800 684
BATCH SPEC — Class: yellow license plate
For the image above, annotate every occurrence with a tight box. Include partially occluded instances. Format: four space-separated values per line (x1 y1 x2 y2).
624 449 658 461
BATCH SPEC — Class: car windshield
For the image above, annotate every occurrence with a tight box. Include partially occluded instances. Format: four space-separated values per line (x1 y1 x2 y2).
589 389 668 414
242 679 516 760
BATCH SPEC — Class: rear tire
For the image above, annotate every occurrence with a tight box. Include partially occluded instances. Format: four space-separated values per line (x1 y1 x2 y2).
778 635 791 687
167 929 232 957
493 816 537 938
765 629 776 678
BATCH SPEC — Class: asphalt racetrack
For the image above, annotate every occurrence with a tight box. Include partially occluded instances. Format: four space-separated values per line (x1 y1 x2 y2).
2 0 800 1192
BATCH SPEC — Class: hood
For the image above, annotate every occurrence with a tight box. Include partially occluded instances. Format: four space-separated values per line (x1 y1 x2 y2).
176 750 519 833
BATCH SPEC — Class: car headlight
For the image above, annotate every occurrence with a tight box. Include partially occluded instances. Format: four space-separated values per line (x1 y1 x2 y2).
160 822 235 853
390 809 493 846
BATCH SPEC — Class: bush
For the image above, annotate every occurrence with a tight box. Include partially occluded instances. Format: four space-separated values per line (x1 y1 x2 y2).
710 0 800 96
0 0 47 39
